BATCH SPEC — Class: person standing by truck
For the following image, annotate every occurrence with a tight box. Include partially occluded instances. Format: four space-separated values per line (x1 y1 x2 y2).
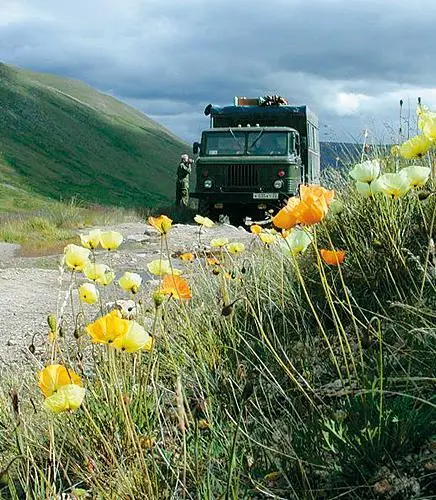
176 154 193 208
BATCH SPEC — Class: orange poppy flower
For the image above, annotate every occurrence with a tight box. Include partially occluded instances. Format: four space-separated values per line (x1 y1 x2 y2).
272 197 300 229
320 249 346 266
148 215 173 235
250 224 262 235
300 184 335 206
180 252 195 262
294 196 329 225
160 274 192 300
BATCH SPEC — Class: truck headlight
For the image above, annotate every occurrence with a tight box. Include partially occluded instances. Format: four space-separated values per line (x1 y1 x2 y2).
273 180 283 189
204 179 213 189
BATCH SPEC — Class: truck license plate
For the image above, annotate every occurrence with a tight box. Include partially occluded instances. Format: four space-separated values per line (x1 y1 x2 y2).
253 193 279 200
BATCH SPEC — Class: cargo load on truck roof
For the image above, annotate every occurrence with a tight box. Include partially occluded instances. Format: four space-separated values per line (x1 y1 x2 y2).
203 97 318 135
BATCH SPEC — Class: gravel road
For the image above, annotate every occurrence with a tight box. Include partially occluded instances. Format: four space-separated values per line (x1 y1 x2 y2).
0 222 251 368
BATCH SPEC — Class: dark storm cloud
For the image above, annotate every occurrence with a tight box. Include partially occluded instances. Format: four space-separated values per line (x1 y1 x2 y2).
1 0 435 141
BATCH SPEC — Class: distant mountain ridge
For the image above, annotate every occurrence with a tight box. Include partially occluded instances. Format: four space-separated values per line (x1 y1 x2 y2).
0 63 187 208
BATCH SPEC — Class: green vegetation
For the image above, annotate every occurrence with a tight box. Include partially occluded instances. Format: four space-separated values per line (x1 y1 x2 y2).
0 152 434 498
0 63 187 208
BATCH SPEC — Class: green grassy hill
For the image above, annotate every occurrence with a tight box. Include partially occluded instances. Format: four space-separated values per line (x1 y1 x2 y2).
0 63 188 208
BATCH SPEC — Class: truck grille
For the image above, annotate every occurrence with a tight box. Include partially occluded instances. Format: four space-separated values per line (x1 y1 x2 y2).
226 164 259 187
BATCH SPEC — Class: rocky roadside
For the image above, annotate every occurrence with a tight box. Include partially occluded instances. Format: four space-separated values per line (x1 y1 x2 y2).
0 222 252 368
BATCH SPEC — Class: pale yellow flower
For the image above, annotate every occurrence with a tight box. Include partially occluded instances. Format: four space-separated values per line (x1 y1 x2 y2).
259 233 276 245
399 135 432 159
226 242 245 254
80 229 101 250
349 159 380 183
83 262 112 283
283 229 312 255
355 181 373 197
418 106 436 140
399 165 431 189
79 283 99 304
64 244 91 272
98 269 115 286
210 237 229 248
376 173 410 198
147 259 182 276
111 321 153 353
43 384 86 414
194 215 215 228
119 272 142 293
100 231 123 251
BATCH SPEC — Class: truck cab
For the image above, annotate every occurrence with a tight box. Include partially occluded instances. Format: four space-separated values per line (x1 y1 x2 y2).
191 96 320 224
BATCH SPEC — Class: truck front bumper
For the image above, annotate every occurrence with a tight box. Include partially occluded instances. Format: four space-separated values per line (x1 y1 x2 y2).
191 191 288 205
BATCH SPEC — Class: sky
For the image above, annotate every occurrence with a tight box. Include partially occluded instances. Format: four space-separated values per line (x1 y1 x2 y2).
1 0 436 144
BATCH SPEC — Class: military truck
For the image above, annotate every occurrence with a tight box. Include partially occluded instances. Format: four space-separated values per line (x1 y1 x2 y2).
191 96 320 224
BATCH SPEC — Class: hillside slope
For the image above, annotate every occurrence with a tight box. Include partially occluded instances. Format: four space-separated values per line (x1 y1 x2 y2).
0 63 187 207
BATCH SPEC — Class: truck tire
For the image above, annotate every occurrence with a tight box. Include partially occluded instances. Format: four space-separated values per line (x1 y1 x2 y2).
198 199 211 218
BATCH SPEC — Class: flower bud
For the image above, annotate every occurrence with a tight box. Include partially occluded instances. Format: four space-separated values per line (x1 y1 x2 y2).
47 314 57 333
152 291 165 307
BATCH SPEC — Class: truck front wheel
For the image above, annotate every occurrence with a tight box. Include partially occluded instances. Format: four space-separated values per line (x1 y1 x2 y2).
198 199 211 218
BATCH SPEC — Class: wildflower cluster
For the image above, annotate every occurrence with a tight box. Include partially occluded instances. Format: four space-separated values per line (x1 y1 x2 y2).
38 219 195 413
350 104 434 198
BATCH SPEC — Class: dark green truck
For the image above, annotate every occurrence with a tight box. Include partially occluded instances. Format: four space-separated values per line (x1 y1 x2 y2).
191 96 320 224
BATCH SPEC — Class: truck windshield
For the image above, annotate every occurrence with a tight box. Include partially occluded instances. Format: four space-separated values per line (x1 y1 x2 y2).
204 132 245 156
247 131 288 156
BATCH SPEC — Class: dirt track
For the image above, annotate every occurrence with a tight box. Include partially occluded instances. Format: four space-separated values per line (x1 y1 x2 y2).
0 222 250 367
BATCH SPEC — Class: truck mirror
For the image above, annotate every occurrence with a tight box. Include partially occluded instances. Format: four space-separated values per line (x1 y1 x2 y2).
193 142 200 155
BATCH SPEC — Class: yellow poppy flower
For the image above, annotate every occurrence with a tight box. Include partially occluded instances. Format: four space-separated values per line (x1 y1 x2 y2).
86 310 129 345
259 233 276 245
399 135 432 159
38 364 83 398
43 384 86 413
226 242 245 254
80 229 101 250
83 263 114 285
118 272 142 293
194 215 215 228
210 237 229 248
148 215 173 235
64 244 91 272
349 159 380 183
111 321 153 353
79 283 99 304
100 231 123 251
147 259 182 276
377 173 410 198
250 224 262 235
399 165 431 189
282 229 312 255
180 252 195 262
